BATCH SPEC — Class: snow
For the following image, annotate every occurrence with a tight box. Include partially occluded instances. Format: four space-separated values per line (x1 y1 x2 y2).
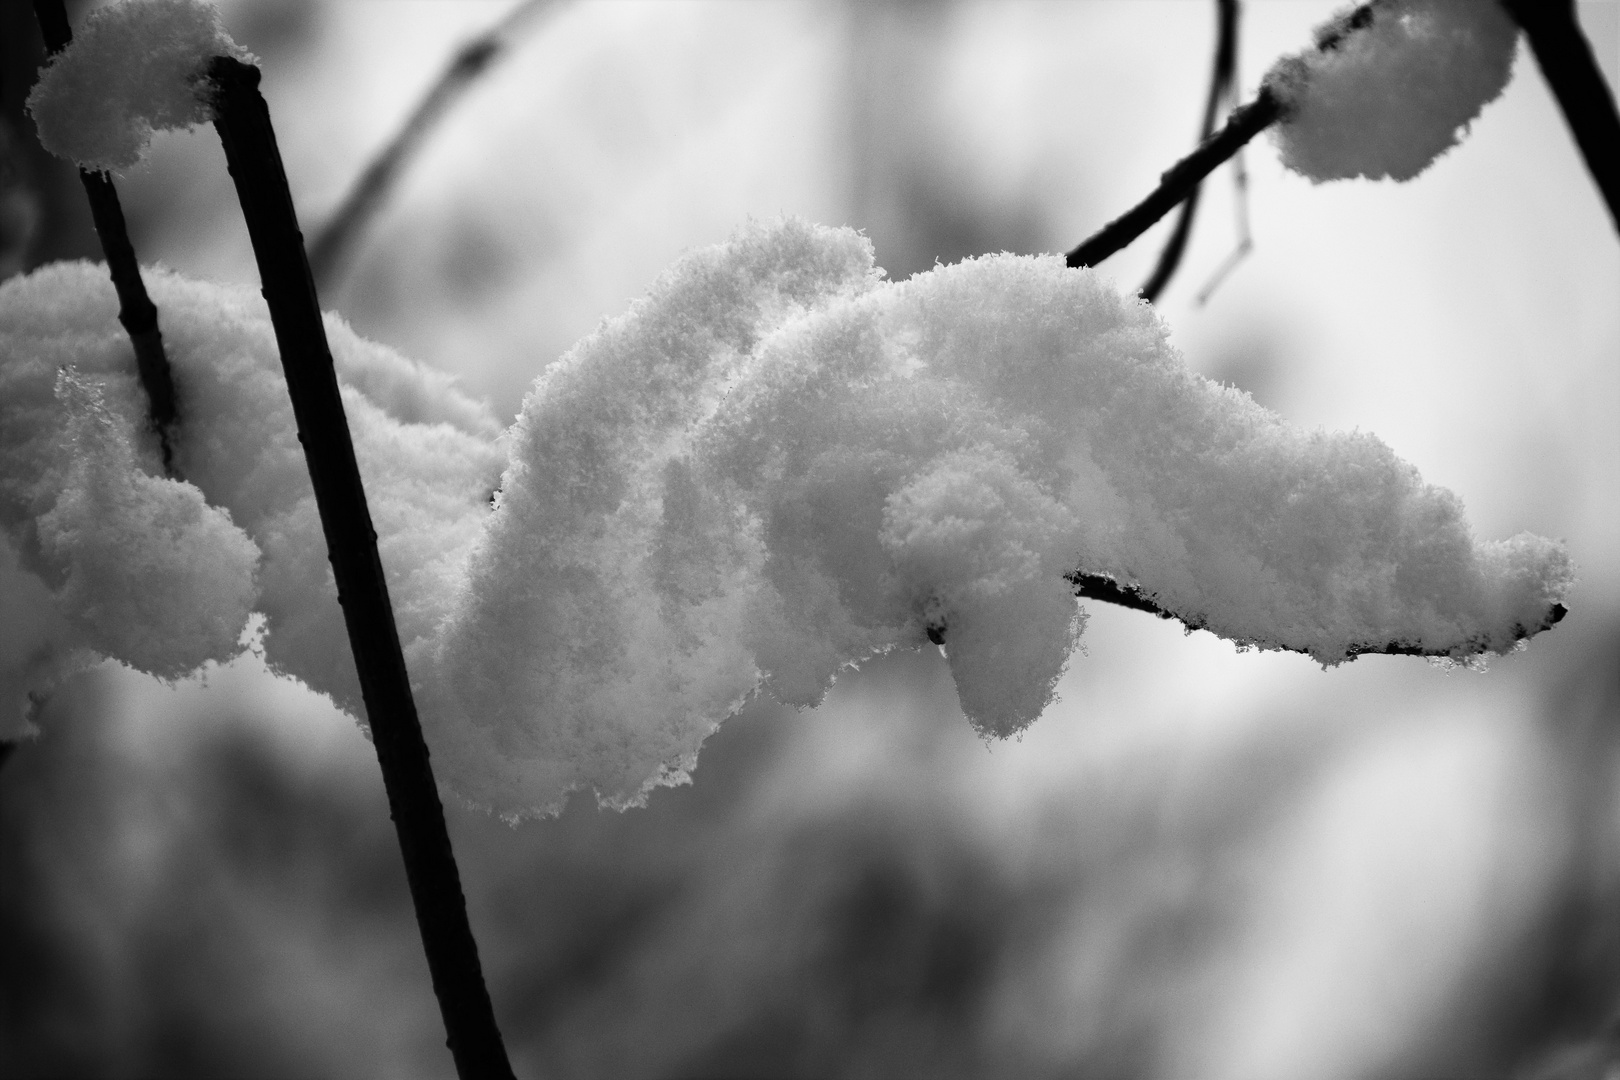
0 260 502 740
26 0 251 172
1263 0 1520 183
0 221 1573 813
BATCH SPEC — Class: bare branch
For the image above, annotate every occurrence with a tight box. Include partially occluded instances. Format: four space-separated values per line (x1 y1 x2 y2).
1502 0 1620 237
1067 87 1281 271
207 57 515 1080
307 0 558 291
1139 0 1240 303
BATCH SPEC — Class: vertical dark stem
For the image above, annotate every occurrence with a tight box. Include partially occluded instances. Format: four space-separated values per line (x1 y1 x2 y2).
205 57 516 1080
1139 0 1239 303
32 0 178 474
1502 0 1620 236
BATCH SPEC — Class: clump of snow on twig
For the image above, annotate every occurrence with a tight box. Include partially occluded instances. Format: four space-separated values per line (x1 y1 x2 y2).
1264 0 1519 182
26 0 252 172
0 221 1572 814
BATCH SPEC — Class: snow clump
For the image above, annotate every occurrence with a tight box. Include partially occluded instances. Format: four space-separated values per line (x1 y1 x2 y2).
0 261 502 740
26 0 251 172
0 221 1572 815
1264 0 1520 182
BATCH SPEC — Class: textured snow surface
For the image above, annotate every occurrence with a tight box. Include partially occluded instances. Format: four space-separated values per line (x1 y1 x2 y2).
26 0 250 172
0 221 1572 814
0 261 503 744
1264 0 1519 182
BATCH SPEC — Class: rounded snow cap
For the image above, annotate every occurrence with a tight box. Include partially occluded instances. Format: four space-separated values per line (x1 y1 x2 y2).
1263 0 1519 182
27 0 253 172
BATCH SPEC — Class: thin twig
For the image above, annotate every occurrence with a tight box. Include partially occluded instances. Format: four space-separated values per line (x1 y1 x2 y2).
1067 570 1567 659
32 0 178 474
1067 87 1281 271
1502 0 1620 236
206 57 516 1080
1139 0 1239 303
1195 3 1255 307
307 0 556 291
1193 145 1251 306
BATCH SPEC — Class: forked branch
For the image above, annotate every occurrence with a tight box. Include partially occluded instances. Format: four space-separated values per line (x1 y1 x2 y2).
1138 0 1241 303
1067 89 1281 271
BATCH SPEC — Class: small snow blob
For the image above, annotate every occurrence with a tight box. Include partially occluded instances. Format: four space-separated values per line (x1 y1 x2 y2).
38 370 259 680
1264 0 1519 182
26 0 251 172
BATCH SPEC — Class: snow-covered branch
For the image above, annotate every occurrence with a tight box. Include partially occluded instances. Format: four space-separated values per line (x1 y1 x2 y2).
28 0 187 471
0 220 1574 817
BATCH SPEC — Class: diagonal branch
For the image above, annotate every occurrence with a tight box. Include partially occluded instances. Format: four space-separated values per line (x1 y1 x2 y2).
1139 0 1241 303
1501 0 1620 236
32 0 178 474
1067 570 1567 660
307 0 557 291
206 57 515 1080
1067 87 1281 271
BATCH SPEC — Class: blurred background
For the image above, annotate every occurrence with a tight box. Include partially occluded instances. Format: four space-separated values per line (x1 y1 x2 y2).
3 2 1619 1077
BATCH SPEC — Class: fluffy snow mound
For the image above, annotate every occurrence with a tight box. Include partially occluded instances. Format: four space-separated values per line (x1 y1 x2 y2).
1264 0 1519 182
0 221 1571 815
0 260 503 744
26 0 251 172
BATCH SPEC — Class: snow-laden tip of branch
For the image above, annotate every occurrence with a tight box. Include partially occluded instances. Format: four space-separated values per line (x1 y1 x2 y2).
1263 0 1519 183
0 222 1573 814
26 0 251 172
424 219 1570 815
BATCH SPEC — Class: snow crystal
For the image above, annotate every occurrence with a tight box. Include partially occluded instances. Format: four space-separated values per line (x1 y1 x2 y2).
26 0 251 172
1264 0 1519 182
0 221 1572 815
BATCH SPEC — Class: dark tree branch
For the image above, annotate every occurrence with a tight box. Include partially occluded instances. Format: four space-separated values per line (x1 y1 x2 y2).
206 57 515 1080
1139 0 1240 303
307 0 556 291
1067 570 1567 660
1502 0 1620 237
1067 86 1281 271
32 0 178 474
